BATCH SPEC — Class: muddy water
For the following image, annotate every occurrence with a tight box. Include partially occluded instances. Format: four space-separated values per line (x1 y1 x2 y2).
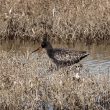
0 41 110 74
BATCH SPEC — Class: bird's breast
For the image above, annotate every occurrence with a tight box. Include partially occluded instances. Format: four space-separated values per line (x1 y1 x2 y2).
46 49 54 58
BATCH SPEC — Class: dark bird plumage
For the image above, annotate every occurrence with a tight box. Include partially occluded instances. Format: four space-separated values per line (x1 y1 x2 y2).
31 33 89 68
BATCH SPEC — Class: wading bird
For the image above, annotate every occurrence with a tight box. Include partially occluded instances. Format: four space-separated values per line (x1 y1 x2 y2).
30 33 89 70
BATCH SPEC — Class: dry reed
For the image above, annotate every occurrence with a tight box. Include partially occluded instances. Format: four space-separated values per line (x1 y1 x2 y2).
0 0 110 44
0 49 110 110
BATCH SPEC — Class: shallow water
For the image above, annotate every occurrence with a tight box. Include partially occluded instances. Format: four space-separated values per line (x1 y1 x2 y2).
79 44 110 74
0 41 110 74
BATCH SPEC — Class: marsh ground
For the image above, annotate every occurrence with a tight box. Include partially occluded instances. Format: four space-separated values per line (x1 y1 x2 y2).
0 43 110 110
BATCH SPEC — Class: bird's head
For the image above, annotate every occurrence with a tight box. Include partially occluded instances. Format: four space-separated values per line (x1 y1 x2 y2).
41 41 48 48
40 33 49 48
30 33 52 55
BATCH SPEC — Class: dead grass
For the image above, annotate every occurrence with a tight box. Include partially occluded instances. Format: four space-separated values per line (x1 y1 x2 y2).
0 0 110 44
0 49 110 110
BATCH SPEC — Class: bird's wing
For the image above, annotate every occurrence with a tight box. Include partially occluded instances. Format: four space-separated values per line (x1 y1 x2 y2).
53 48 88 62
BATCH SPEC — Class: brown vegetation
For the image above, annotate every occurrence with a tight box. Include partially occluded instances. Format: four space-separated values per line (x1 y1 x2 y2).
0 0 110 44
0 49 110 110
0 0 110 109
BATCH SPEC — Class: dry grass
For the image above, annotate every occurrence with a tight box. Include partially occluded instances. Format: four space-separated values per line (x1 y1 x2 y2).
0 49 110 110
0 0 110 44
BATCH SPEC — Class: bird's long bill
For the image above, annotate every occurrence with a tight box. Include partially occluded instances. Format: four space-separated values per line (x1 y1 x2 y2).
28 47 42 60
31 47 42 54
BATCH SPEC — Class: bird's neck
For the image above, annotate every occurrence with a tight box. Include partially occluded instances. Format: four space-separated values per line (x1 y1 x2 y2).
46 42 53 50
46 42 54 58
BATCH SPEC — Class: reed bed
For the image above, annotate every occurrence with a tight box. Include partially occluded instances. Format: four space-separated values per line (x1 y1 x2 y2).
0 49 110 110
0 0 110 44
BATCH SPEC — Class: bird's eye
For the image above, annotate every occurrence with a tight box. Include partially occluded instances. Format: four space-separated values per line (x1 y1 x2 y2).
41 42 46 48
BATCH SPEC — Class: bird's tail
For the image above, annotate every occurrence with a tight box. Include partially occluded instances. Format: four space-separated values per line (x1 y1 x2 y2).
80 52 89 60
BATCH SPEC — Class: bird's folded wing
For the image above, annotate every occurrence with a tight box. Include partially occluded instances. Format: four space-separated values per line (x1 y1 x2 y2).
53 48 87 62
